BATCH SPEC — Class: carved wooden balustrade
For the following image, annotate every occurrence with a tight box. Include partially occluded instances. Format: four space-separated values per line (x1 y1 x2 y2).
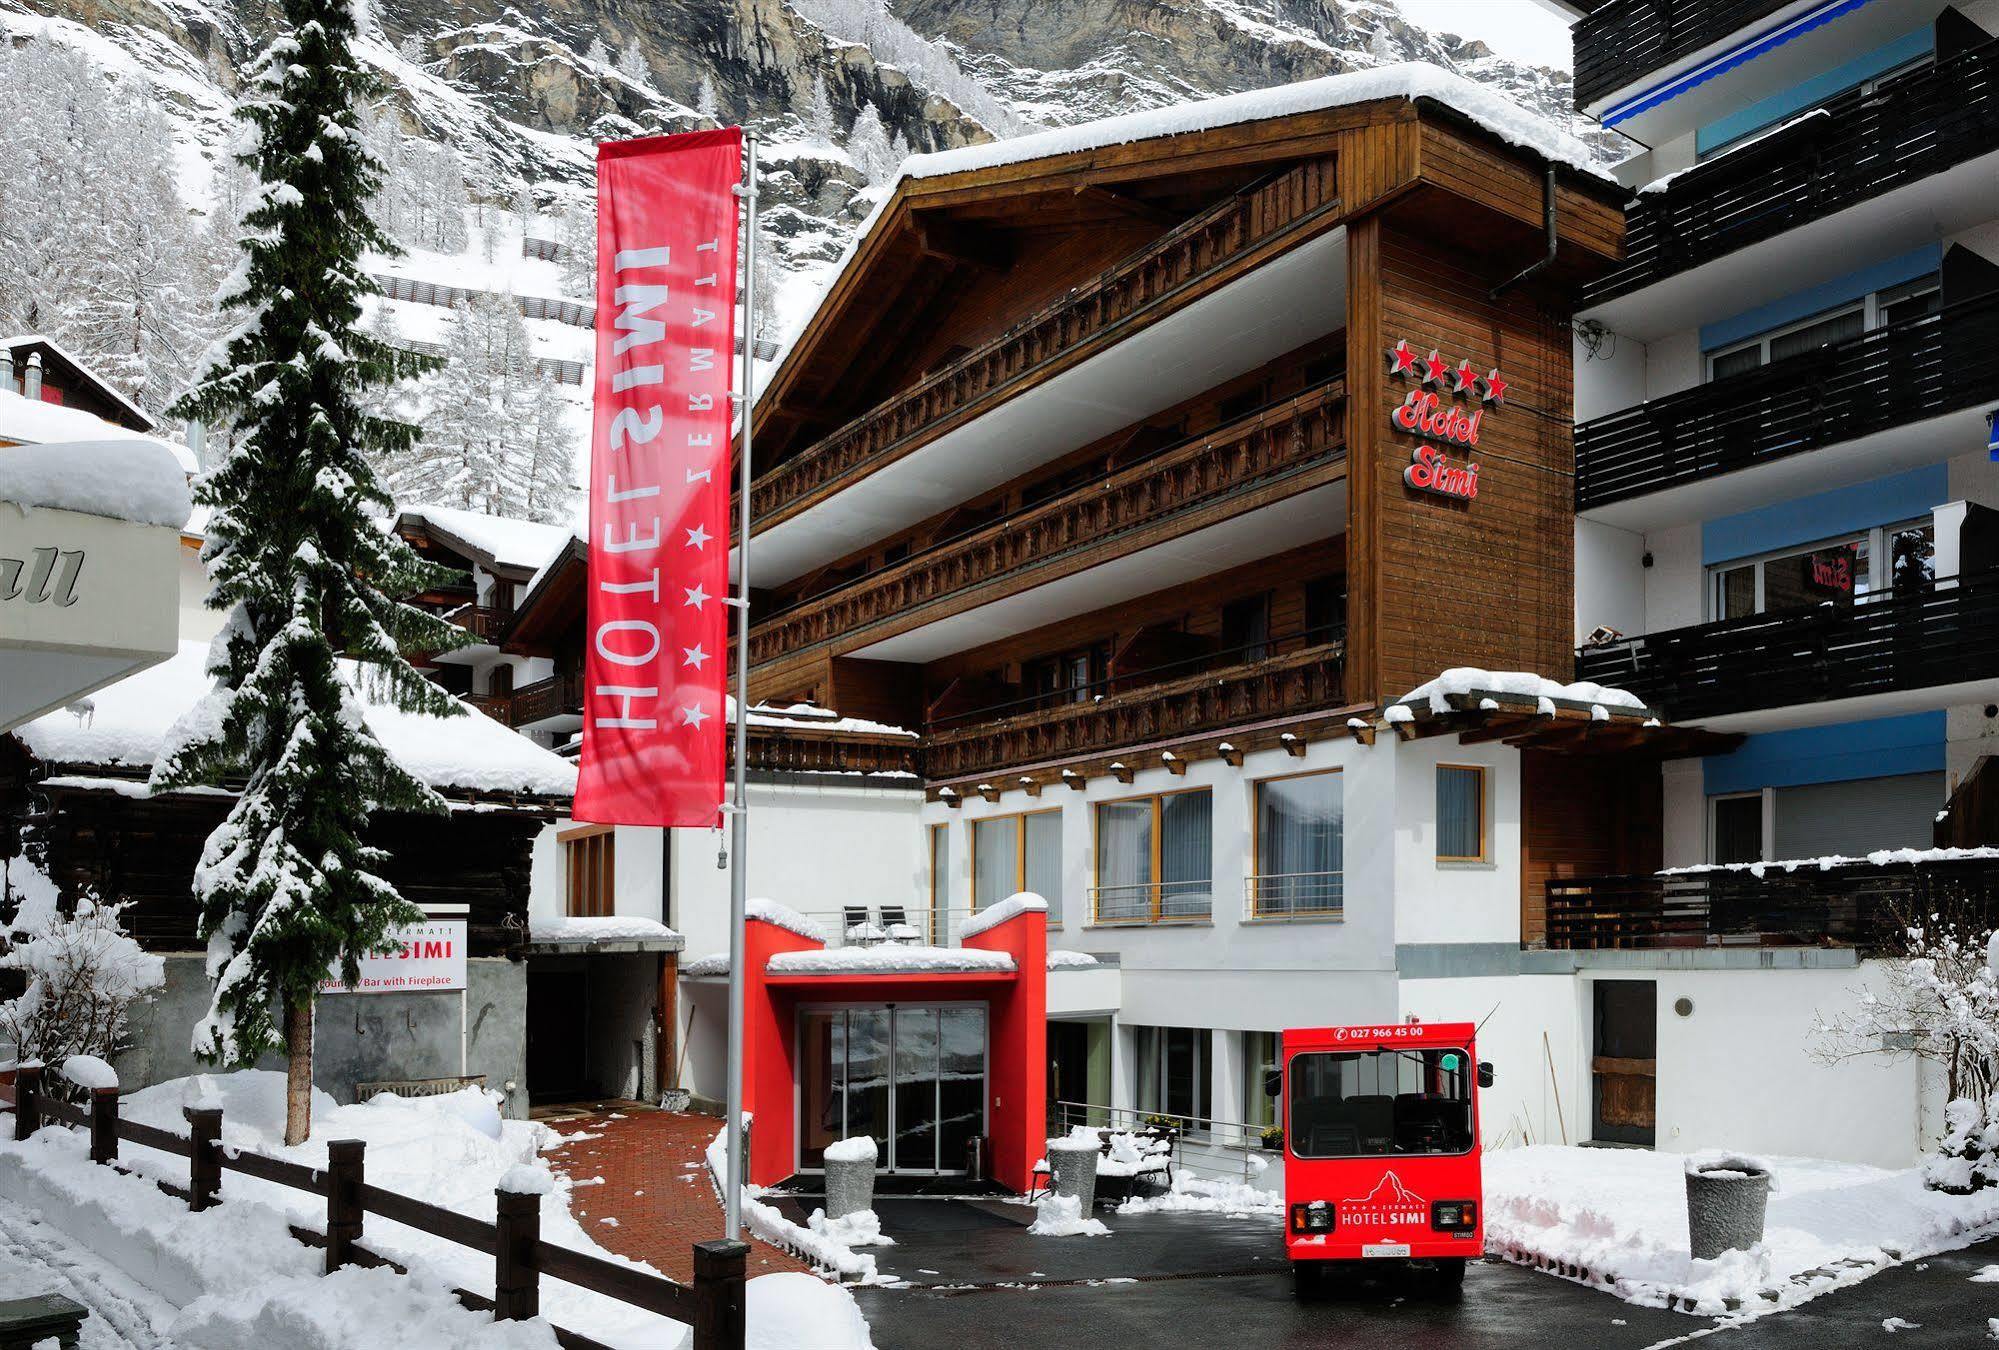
750 382 1347 671
924 643 1346 783
742 731 919 778
748 162 1343 526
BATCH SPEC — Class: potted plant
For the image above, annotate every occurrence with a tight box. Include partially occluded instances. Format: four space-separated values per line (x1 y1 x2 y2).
1259 1124 1284 1151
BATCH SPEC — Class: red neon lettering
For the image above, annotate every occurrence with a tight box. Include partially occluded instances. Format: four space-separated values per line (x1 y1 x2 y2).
1392 390 1482 448
1403 445 1479 501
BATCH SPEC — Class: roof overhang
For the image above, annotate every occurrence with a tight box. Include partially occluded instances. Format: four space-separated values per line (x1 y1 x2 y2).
1373 687 1742 758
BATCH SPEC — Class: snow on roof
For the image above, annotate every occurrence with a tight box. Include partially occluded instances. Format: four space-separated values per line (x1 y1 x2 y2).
959 892 1047 940
766 62 1611 378
398 503 577 574
0 390 194 473
13 640 577 800
1 333 157 431
1396 667 1647 715
0 438 191 528
766 944 1017 976
1048 949 1100 969
526 914 682 945
1660 846 1999 877
745 898 828 942
727 696 917 739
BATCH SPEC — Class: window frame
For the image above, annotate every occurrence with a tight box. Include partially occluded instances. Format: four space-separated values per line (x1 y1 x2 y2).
1705 516 1935 622
1434 763 1489 865
1704 274 1940 384
928 822 951 939
560 823 615 918
1248 767 1344 920
1090 785 1215 925
969 807 1063 921
1708 789 1770 865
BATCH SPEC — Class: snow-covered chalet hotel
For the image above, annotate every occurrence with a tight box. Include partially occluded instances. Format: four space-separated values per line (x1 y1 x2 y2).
1540 0 1999 1166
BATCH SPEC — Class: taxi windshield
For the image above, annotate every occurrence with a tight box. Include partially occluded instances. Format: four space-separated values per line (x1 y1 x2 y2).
1288 1048 1473 1159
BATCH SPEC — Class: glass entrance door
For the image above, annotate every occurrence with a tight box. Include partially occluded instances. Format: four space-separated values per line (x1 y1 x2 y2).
798 1005 987 1174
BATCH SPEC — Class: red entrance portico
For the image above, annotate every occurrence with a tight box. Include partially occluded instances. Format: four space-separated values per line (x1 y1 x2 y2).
735 897 1048 1194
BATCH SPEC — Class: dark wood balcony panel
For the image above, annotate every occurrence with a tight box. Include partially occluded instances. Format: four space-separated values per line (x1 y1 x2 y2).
1582 39 1999 306
502 672 586 728
1546 856 1999 951
749 383 1347 672
742 732 919 778
1573 0 1795 110
1576 570 1999 723
924 644 1344 783
747 162 1343 529
1576 290 1999 512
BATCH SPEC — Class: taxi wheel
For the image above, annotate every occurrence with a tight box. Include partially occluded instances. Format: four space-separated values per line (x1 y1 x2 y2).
1431 1258 1468 1295
1290 1260 1321 1299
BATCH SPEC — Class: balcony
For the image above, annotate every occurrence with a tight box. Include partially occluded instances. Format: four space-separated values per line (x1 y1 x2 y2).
1545 853 1999 951
1573 0 1795 111
749 382 1347 673
1574 290 1999 515
1581 40 1999 309
740 727 920 778
1090 880 1214 925
1243 871 1344 921
924 641 1345 784
1575 569 1999 724
746 163 1343 531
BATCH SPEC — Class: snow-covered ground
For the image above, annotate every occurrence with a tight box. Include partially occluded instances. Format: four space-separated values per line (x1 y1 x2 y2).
0 1073 873 1348
1486 1145 1999 1318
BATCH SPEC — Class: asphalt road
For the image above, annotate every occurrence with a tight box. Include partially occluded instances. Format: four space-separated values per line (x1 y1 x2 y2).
840 1201 1999 1349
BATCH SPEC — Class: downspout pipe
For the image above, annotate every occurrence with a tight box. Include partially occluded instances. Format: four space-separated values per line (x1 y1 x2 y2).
1491 165 1559 301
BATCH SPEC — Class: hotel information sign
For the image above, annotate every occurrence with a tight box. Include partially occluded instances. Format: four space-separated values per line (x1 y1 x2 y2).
1386 339 1506 503
318 921 467 995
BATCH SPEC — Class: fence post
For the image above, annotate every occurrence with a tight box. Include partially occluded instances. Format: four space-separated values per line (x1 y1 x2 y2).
89 1088 118 1165
184 1106 222 1212
13 1065 40 1141
692 1238 748 1350
492 1184 541 1321
324 1140 365 1273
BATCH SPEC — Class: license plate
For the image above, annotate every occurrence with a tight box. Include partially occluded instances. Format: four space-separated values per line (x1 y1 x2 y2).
1361 1243 1410 1259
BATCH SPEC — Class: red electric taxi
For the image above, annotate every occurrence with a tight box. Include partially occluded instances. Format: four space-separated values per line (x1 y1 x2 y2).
1271 1021 1490 1294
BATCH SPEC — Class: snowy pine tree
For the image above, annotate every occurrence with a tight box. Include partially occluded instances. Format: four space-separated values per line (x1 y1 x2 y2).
584 36 610 68
848 103 894 185
616 43 650 89
151 0 471 1146
696 73 720 124
558 202 596 299
801 74 838 145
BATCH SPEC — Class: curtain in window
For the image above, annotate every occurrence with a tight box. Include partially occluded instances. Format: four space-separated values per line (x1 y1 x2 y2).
1256 774 1342 915
1160 791 1213 917
1024 812 1063 923
1095 802 1152 920
972 816 1018 912
1436 767 1483 860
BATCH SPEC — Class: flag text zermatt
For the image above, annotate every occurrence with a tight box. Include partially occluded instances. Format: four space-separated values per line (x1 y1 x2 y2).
575 128 743 827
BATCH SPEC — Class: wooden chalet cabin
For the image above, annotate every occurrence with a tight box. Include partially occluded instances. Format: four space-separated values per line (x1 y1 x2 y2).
744 76 1628 800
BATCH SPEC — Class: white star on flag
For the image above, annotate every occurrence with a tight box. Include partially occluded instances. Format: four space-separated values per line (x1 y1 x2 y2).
683 644 709 669
680 703 710 729
685 524 711 550
683 583 709 609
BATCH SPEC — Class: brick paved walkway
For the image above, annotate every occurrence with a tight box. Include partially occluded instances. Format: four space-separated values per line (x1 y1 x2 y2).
542 1106 813 1284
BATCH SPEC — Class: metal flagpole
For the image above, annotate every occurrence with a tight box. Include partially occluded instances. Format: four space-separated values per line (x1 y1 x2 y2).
723 129 760 1243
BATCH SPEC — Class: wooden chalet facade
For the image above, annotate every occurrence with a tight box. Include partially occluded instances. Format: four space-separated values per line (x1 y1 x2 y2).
743 89 1627 803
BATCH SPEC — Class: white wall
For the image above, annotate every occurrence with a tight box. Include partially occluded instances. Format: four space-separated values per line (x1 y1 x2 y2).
1576 518 1647 644
1574 326 1648 423
1662 758 1707 868
1399 973 1584 1152
1391 737 1522 948
175 539 223 643
1642 521 1705 633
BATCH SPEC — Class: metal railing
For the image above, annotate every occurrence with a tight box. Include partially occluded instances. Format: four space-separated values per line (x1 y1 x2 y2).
1581 38 1999 306
1049 1100 1279 1185
1243 872 1343 920
1088 880 1213 925
793 907 981 948
1572 0 1795 109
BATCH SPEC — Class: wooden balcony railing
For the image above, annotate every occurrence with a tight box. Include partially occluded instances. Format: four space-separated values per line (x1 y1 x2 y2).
1572 0 1795 110
1545 854 1999 951
1581 39 1999 307
741 731 919 778
1575 290 1999 512
1575 570 1999 723
749 382 1347 670
924 642 1345 783
747 162 1342 526
488 672 585 728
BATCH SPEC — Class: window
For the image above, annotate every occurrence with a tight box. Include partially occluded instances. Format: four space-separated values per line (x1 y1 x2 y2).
1706 518 1936 621
1705 275 1939 382
1135 1026 1209 1126
1251 770 1343 917
1288 1047 1474 1159
1093 789 1213 922
1221 593 1271 663
1303 575 1346 643
1710 793 1764 865
971 809 1063 921
1025 643 1108 708
563 826 614 917
1436 766 1486 863
1713 772 1946 863
1244 1031 1281 1131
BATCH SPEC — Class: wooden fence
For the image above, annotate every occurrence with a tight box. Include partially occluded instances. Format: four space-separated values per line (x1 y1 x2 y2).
4 1069 744 1349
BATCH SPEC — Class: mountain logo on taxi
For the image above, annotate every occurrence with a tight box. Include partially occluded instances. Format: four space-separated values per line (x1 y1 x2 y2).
1340 1172 1427 1227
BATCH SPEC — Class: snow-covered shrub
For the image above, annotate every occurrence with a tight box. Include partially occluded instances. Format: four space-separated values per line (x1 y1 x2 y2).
1815 899 1999 1192
0 866 164 1099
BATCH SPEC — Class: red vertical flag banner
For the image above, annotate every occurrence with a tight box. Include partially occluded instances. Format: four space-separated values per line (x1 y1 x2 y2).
575 128 743 826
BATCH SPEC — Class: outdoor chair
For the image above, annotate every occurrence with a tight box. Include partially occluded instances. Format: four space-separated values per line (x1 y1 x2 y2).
842 905 886 945
878 904 922 943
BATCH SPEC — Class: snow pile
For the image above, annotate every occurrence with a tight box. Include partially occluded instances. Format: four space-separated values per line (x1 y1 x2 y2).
526 915 681 945
807 1208 895 1248
1026 1193 1109 1238
1051 1125 1169 1179
958 892 1046 939
1486 1145 1999 1317
766 946 1016 975
1117 1171 1280 1217
13 640 577 799
745 1273 876 1350
58 1054 117 1092
174 1261 562 1349
1048 950 1100 969
745 898 828 943
0 894 163 1083
0 436 190 527
396 504 576 573
703 1122 884 1282
1397 667 1647 716
681 953 728 977
823 1136 877 1164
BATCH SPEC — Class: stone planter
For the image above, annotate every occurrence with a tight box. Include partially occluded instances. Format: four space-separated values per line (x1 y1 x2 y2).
824 1136 879 1220
1046 1139 1100 1214
1685 1157 1772 1260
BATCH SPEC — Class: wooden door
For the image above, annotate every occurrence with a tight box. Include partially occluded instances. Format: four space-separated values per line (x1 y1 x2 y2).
1591 979 1657 1145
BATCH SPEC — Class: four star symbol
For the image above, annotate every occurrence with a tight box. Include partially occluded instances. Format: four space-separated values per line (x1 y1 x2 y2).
1386 338 1506 409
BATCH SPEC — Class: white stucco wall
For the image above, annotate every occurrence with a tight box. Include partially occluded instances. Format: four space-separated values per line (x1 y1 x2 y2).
1642 521 1705 633
1576 517 1647 644
1391 736 1522 948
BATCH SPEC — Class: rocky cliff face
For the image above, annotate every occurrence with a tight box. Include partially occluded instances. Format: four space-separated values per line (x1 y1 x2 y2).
0 0 1607 310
